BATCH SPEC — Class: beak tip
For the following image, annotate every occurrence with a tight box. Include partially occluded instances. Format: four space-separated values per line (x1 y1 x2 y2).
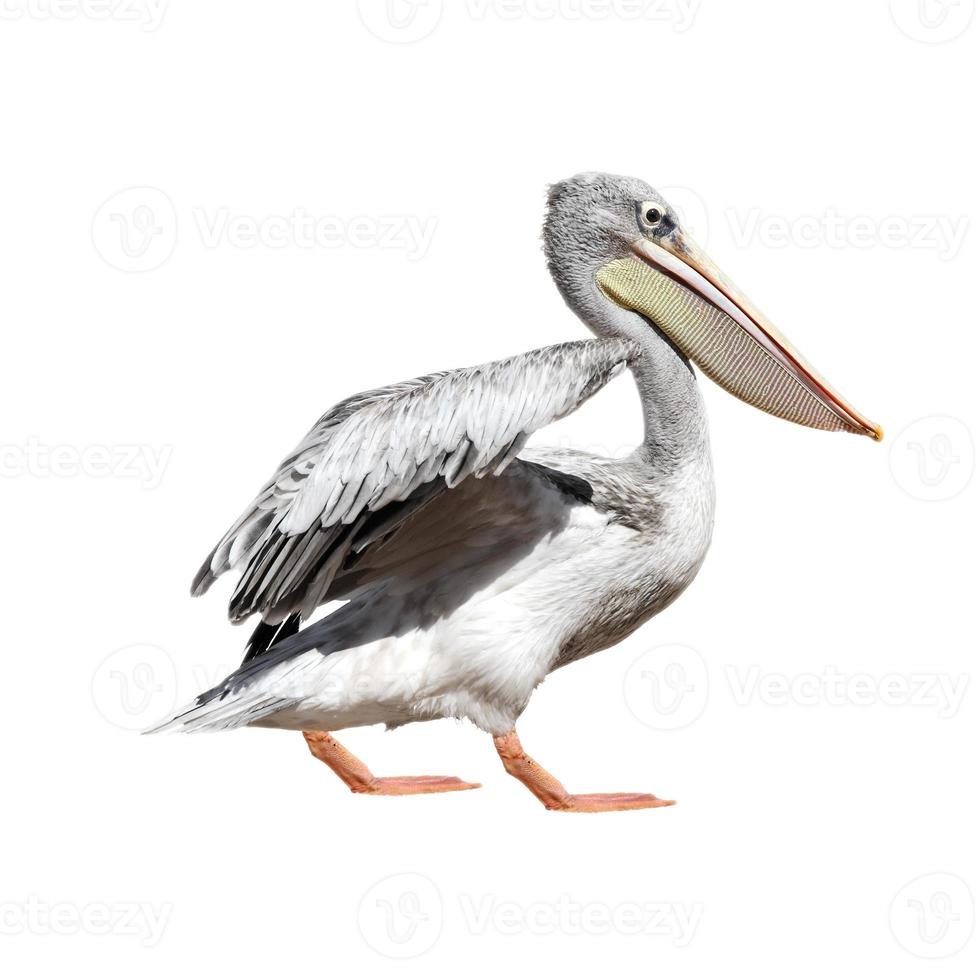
869 423 884 442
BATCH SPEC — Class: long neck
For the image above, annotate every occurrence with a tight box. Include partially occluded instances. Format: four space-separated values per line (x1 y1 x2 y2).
628 327 710 473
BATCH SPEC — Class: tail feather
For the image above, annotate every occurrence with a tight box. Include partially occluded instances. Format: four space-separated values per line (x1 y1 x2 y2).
143 689 299 734
145 611 333 735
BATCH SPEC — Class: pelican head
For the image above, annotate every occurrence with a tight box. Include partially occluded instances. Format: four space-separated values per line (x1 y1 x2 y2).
543 172 881 440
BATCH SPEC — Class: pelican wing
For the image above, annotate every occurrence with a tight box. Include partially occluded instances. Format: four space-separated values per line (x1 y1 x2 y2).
192 338 638 624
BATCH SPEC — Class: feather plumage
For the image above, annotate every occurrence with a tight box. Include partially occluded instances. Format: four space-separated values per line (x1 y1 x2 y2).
191 338 638 625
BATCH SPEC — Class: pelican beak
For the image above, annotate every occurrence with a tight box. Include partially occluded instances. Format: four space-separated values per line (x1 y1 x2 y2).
596 235 882 440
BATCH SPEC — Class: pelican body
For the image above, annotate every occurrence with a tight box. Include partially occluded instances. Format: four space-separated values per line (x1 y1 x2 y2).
152 173 879 811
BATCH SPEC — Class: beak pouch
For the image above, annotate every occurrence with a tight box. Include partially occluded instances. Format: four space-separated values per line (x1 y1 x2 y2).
597 254 880 439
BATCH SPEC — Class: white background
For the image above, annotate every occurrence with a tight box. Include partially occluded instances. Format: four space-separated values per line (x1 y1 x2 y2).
2 1 978 976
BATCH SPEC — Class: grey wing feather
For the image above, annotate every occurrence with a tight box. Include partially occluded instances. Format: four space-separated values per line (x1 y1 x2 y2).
191 337 638 624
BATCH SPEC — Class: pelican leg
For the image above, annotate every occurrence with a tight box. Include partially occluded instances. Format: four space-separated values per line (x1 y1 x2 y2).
492 730 675 813
302 731 481 795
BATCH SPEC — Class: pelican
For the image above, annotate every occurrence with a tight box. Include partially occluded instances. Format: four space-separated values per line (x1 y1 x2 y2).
150 172 880 812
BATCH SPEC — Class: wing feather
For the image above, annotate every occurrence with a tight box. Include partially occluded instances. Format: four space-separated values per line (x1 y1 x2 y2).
192 337 638 623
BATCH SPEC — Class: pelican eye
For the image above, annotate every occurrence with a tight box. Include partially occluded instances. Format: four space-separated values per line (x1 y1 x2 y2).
639 203 664 230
